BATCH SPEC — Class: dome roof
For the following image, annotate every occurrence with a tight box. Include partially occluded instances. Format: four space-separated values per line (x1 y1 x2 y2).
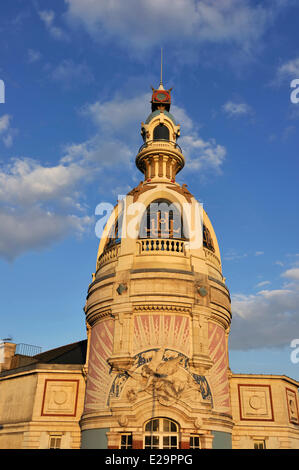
96 195 222 271
145 110 176 125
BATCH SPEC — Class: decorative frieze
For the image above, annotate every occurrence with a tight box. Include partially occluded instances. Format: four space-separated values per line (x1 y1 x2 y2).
133 304 191 313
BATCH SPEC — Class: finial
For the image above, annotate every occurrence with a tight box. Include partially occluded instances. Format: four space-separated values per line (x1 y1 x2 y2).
159 47 164 90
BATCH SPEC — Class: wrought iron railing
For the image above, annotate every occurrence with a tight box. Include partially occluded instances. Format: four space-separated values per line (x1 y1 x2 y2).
15 343 42 356
138 139 182 154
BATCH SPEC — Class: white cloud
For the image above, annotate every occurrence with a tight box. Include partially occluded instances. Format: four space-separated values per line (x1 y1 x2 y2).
39 9 69 41
27 49 42 63
0 208 92 261
255 251 264 256
0 114 15 147
63 136 134 169
256 280 271 288
0 89 226 259
82 93 150 135
181 135 226 173
282 268 299 281
0 114 11 133
223 250 248 261
50 59 94 89
65 0 280 52
277 57 299 81
230 266 299 349
0 158 87 206
82 92 226 174
222 100 252 117
0 156 91 260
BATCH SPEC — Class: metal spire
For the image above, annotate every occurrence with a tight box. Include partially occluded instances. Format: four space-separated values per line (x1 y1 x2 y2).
159 47 164 90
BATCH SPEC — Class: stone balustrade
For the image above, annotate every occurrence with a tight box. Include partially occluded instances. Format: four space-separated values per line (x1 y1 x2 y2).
137 238 185 255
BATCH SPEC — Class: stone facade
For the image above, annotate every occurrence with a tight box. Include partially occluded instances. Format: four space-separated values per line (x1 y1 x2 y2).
230 374 299 449
0 343 86 449
0 82 298 450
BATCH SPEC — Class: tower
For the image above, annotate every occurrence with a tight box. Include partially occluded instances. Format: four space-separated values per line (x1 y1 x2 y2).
80 78 233 449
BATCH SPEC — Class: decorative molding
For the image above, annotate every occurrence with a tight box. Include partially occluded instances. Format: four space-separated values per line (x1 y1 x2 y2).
131 268 194 276
204 248 221 270
166 183 193 202
97 244 120 269
127 181 157 202
41 379 79 417
286 387 299 424
86 308 113 326
237 384 274 422
210 287 231 311
208 276 230 295
133 304 191 313
88 273 116 293
117 415 128 427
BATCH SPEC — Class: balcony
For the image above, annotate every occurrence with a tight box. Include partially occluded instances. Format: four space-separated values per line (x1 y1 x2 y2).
97 243 121 269
138 139 182 154
137 238 185 255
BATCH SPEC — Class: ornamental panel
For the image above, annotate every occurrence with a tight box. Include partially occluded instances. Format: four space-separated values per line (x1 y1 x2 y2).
238 384 274 421
133 314 191 357
286 388 299 424
84 319 114 412
41 379 79 417
208 323 230 413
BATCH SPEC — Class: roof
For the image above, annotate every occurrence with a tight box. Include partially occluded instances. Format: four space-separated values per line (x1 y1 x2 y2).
230 372 299 387
145 110 176 125
2 339 87 374
32 339 87 365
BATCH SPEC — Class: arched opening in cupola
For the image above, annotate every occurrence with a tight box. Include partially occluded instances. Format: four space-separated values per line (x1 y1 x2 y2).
153 123 169 141
139 199 185 240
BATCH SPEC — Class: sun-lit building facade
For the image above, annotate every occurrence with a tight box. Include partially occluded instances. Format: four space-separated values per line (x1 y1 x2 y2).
0 82 299 449
79 81 299 449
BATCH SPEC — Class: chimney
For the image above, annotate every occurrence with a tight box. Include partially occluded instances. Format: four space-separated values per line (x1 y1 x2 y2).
0 342 16 372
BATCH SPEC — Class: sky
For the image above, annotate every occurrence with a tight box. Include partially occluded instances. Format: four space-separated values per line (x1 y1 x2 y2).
0 0 299 380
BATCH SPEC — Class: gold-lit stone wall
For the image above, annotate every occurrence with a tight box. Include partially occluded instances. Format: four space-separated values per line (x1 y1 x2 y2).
81 109 234 447
0 366 85 449
230 374 299 449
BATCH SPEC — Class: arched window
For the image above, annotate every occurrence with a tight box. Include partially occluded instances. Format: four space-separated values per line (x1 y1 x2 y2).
203 224 215 252
144 418 179 449
139 199 185 239
153 124 169 141
105 212 123 249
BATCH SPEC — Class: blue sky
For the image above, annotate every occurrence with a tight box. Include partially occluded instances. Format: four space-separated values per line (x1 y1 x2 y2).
0 0 299 380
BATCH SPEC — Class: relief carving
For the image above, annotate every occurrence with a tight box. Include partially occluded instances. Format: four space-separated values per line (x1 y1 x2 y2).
109 348 212 407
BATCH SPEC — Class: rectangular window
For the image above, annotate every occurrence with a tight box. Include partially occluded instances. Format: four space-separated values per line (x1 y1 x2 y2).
254 440 266 449
49 436 62 449
144 435 159 449
162 436 177 449
120 433 133 449
190 435 200 449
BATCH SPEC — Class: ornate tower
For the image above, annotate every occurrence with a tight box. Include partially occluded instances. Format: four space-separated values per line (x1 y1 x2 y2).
80 79 233 449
